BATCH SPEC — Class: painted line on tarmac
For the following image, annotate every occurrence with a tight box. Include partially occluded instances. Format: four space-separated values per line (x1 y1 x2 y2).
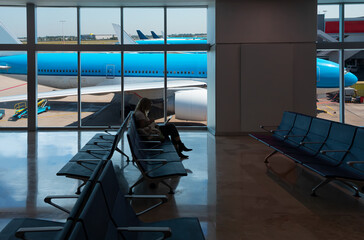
0 83 27 92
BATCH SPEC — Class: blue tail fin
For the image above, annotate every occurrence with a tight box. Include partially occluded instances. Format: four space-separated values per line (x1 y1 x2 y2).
136 30 148 40
151 31 160 39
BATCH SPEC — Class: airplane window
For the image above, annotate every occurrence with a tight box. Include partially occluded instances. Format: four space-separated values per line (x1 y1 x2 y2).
156 71 158 73
199 72 201 74
174 71 176 74
203 72 205 74
98 70 101 73
149 71 151 73
188 72 190 74
139 71 141 73
184 71 187 74
192 71 194 74
177 71 179 74
142 71 144 73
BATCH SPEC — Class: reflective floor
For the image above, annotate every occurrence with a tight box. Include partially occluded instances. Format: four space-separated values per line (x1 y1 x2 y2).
1 131 364 239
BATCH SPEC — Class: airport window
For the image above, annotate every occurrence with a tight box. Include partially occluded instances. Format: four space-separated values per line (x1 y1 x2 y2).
80 8 120 45
317 3 364 126
37 7 77 44
0 7 26 44
0 5 208 129
124 8 164 45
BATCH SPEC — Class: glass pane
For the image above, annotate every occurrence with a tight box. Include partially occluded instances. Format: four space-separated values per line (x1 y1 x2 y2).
167 8 207 44
37 51 78 127
124 51 164 123
317 5 339 43
0 7 26 44
344 4 364 42
123 8 164 44
37 7 77 44
344 49 363 126
167 51 207 126
81 52 122 127
80 8 120 45
316 51 340 123
0 51 27 127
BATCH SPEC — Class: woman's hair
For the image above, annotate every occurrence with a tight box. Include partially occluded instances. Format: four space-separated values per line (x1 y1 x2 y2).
135 98 152 115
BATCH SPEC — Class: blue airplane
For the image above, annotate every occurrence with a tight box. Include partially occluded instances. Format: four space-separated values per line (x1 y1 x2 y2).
134 29 208 44
151 31 160 39
0 23 359 122
136 30 148 40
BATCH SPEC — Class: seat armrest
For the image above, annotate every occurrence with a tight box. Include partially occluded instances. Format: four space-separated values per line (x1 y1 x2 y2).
139 149 164 152
80 149 110 152
16 226 64 239
124 194 168 215
92 141 113 144
259 125 277 132
347 161 364 166
76 159 101 163
117 227 171 239
137 159 167 163
320 149 349 154
300 141 324 145
284 135 306 138
44 195 78 214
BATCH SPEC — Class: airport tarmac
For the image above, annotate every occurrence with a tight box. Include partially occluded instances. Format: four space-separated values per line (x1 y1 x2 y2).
3 74 362 128
0 75 207 127
317 96 364 126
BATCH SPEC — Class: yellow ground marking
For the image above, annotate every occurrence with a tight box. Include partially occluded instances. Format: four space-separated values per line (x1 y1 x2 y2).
38 112 77 119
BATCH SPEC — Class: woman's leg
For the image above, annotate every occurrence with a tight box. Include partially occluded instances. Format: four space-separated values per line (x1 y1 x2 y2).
159 123 192 158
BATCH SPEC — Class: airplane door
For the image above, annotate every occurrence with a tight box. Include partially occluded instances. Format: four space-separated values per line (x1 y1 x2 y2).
106 64 115 79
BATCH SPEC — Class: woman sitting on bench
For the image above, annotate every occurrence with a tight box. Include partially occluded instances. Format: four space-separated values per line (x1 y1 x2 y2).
134 97 192 159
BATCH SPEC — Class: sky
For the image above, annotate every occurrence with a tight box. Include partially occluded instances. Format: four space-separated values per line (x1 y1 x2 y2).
318 4 364 19
0 7 207 38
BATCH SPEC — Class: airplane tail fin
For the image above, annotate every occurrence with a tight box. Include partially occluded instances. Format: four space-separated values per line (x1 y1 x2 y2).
136 30 148 40
151 31 160 39
112 23 137 44
0 21 23 57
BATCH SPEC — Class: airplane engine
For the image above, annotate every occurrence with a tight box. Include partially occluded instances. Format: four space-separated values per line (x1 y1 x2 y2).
170 89 207 121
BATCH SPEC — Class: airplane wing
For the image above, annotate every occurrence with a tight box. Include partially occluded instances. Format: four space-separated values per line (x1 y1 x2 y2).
0 78 206 103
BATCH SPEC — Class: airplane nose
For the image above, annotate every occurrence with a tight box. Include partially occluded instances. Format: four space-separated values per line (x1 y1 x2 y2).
345 72 358 87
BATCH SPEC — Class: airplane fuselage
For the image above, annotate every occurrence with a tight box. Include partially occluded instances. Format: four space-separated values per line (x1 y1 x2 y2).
0 52 207 89
0 52 358 90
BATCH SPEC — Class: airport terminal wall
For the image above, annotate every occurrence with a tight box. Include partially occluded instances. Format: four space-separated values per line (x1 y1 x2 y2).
209 0 317 135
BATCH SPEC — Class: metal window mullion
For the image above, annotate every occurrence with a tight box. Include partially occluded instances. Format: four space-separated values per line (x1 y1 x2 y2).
26 3 37 131
164 7 167 123
120 7 124 122
77 7 81 128
339 4 345 123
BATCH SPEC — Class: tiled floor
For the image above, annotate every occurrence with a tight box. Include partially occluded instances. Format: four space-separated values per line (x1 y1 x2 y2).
0 130 364 239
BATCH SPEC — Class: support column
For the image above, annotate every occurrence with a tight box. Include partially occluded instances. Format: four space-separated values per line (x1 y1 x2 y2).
27 3 37 131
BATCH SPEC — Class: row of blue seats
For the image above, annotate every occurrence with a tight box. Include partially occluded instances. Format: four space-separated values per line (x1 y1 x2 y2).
57 112 132 193
250 111 364 196
0 112 205 239
127 113 188 194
